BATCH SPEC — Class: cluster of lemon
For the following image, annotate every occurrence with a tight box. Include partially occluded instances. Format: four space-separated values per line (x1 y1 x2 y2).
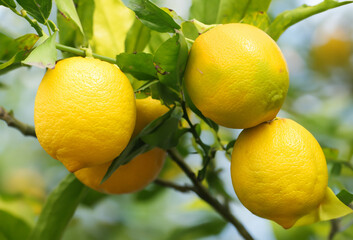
34 57 168 194
34 23 351 228
184 23 351 228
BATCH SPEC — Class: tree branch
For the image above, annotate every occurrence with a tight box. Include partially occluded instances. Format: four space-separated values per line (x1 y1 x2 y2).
154 179 194 193
167 148 254 240
0 106 36 137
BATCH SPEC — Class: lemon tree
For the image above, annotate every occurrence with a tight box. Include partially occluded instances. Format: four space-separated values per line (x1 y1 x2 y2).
0 0 353 240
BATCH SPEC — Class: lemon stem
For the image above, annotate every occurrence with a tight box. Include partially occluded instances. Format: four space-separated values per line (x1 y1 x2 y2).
55 44 116 64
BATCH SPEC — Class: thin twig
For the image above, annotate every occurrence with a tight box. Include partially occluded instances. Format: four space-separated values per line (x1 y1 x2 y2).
154 179 194 193
329 219 340 240
0 106 36 137
167 148 254 240
181 101 214 181
56 44 116 64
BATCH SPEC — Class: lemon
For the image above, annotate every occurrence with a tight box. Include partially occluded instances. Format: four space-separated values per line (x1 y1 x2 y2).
184 23 289 129
34 57 136 172
75 97 168 194
231 118 328 228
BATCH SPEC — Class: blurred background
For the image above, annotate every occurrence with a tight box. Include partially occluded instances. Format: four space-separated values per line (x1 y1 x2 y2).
1 0 353 239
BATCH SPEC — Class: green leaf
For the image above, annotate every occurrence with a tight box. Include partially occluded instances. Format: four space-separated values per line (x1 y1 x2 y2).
167 217 227 240
28 174 87 240
151 82 181 106
116 52 157 80
153 33 188 91
180 21 199 41
0 209 32 240
266 0 353 41
225 139 236 150
0 33 39 60
103 107 182 182
241 11 270 30
125 18 151 53
55 0 84 36
76 0 95 40
125 0 180 33
0 32 14 60
141 106 183 149
0 0 16 9
0 33 39 72
216 0 271 24
331 163 342 176
22 31 57 69
336 189 353 206
189 0 220 24
17 0 52 24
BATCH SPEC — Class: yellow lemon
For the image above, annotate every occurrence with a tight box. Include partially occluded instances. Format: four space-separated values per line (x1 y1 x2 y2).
75 97 168 194
184 23 289 129
34 57 136 172
231 118 328 228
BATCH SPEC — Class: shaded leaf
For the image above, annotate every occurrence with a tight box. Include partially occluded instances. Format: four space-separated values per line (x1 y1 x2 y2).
216 0 270 24
22 32 57 69
141 106 183 149
189 0 220 24
0 209 32 240
154 33 188 91
181 21 199 41
331 163 342 176
148 30 170 53
0 32 14 60
102 108 180 182
0 33 39 72
55 0 84 36
76 0 95 40
0 0 16 8
28 174 87 240
116 52 157 80
125 18 151 53
151 82 181 106
125 0 180 32
336 189 353 206
266 0 353 41
225 139 236 151
0 33 39 60
17 0 52 24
